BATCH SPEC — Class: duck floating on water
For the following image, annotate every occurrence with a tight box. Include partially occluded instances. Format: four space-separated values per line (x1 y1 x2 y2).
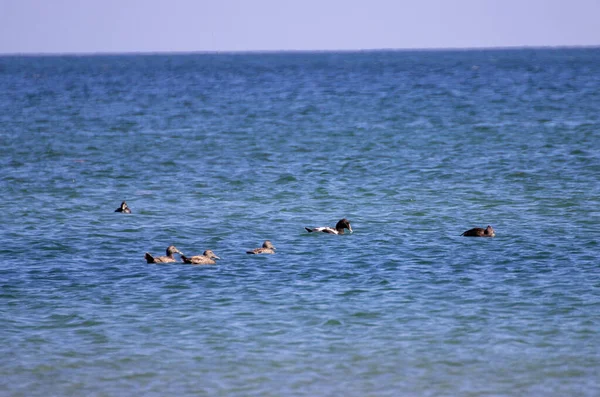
145 245 183 263
246 240 276 254
181 250 221 265
115 201 132 214
305 218 352 235
461 225 495 237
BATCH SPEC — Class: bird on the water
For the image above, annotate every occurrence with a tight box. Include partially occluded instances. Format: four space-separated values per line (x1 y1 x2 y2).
115 201 131 213
145 245 183 263
305 218 353 235
181 250 221 265
461 225 495 237
246 240 276 254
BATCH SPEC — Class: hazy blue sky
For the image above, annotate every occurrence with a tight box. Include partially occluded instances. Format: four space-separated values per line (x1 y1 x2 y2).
1 0 599 53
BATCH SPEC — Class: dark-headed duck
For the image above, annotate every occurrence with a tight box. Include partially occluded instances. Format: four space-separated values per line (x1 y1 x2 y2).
246 240 276 254
305 218 352 235
461 225 495 237
181 250 221 265
145 245 183 263
115 201 132 214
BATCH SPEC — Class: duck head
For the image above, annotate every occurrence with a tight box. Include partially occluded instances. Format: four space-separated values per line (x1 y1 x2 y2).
203 250 220 260
167 245 183 256
336 218 352 234
262 240 276 250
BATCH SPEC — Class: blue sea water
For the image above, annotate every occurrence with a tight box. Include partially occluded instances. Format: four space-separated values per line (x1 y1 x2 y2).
1 48 599 396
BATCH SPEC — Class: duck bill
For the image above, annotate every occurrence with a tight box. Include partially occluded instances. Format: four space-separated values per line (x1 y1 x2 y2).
348 226 353 233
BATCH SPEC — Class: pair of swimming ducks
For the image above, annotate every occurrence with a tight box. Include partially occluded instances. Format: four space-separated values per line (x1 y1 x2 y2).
305 218 496 237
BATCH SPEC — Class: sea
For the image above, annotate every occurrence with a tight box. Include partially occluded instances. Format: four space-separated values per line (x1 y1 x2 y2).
1 48 599 396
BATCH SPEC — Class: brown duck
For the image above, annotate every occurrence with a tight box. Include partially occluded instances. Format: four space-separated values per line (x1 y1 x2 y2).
145 245 183 263
115 201 132 213
246 240 276 254
181 250 221 265
305 218 352 235
461 225 495 237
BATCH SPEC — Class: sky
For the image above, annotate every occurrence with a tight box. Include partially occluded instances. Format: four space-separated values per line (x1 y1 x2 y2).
1 0 599 54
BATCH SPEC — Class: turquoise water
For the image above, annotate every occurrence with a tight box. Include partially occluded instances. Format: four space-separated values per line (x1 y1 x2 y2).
1 48 599 396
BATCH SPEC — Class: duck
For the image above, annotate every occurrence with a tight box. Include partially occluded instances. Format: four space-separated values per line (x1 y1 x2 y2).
181 250 221 265
115 201 132 214
461 225 495 237
246 240 276 254
145 245 183 263
305 218 352 235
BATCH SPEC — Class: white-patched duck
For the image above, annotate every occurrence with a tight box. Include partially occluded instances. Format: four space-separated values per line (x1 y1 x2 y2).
305 218 352 235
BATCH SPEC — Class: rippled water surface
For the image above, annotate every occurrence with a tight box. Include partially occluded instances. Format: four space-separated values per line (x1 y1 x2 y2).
1 49 600 396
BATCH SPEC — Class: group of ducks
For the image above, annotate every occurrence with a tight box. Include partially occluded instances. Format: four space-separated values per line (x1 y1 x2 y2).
115 201 495 265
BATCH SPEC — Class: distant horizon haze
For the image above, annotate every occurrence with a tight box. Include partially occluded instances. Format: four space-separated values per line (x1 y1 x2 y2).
1 0 599 54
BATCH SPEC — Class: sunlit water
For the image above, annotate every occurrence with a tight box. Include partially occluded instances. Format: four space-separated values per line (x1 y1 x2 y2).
1 49 599 396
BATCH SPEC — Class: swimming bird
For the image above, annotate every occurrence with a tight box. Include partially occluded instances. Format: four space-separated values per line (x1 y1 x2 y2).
145 245 183 263
461 225 495 237
246 240 276 254
305 218 352 235
181 250 221 265
115 201 132 214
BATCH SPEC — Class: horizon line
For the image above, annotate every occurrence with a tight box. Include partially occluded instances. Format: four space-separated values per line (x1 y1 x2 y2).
1 44 599 57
